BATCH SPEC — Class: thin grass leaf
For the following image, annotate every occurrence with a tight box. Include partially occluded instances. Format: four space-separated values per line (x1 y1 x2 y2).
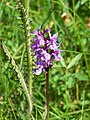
49 111 62 119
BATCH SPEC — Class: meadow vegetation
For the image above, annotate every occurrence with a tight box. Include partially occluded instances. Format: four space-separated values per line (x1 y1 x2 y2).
0 0 90 119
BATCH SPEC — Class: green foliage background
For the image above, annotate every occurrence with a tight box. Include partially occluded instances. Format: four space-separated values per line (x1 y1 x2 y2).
0 0 90 119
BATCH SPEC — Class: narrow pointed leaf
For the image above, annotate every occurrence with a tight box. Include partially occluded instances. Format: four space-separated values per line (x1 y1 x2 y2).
67 53 83 69
60 57 66 68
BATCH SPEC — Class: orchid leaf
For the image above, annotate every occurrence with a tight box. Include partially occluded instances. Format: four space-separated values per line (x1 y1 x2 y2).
67 53 83 69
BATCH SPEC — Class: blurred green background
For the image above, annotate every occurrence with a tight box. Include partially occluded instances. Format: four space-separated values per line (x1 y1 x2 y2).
0 0 90 119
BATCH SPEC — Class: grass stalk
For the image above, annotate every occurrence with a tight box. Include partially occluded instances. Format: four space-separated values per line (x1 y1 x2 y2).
76 80 79 101
78 35 90 78
72 0 75 30
2 42 31 113
65 70 69 120
24 0 33 114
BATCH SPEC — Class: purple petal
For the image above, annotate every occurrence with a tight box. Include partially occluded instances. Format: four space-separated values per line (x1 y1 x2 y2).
52 50 62 61
49 42 58 50
34 67 42 75
50 33 58 42
44 28 50 34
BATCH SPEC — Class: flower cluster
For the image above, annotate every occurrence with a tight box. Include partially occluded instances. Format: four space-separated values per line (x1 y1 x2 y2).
31 28 62 75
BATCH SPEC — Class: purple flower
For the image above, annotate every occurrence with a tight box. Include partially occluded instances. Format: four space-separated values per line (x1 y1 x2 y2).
31 28 62 75
52 50 62 61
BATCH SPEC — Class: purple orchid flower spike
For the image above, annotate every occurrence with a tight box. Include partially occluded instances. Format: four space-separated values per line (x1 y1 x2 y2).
31 27 62 75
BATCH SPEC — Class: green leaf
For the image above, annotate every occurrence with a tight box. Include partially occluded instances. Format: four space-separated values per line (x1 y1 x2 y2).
60 57 66 68
68 77 75 88
67 53 83 69
75 73 89 81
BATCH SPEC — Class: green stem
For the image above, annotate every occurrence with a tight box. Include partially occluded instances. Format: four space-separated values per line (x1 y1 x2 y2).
65 70 69 120
72 0 75 25
76 80 79 101
46 68 49 120
25 0 33 114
